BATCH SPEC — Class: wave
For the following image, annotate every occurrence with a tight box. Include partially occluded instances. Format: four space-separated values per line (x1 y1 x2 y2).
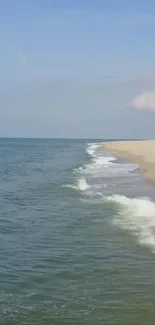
62 177 89 191
64 142 155 252
64 142 139 201
86 142 102 157
76 142 117 175
77 156 116 175
106 194 155 251
77 143 137 177
77 177 90 191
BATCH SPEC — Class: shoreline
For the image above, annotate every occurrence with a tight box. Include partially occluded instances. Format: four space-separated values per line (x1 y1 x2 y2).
103 140 155 184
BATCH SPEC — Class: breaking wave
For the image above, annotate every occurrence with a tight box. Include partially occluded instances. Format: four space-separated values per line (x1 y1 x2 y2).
62 177 89 191
77 142 137 177
64 142 138 194
106 195 155 251
63 142 155 252
86 142 102 157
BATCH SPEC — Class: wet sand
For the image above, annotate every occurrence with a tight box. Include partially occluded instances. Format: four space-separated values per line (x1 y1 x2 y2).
103 140 155 183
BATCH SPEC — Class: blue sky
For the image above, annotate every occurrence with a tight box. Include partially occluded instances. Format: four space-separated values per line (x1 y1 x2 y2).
0 1 155 138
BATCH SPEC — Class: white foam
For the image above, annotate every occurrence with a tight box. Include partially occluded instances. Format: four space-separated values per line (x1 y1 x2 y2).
106 195 155 251
62 177 89 192
77 177 90 191
79 156 137 177
69 142 138 202
86 142 102 157
80 145 117 174
62 184 78 190
79 142 137 177
93 156 116 166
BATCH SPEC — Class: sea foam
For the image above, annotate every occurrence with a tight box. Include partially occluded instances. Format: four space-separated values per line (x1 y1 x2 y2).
106 194 155 251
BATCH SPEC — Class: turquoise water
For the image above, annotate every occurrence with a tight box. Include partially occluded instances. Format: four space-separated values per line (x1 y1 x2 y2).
1 138 155 324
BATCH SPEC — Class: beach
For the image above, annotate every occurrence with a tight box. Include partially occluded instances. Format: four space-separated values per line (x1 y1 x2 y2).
103 140 155 183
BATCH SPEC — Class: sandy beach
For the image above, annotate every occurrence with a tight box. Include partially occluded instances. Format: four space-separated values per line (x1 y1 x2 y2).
103 140 155 183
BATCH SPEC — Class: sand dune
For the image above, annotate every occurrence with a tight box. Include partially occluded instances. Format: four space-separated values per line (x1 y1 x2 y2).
103 140 155 183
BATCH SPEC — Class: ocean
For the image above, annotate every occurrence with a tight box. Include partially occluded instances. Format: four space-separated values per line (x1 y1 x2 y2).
1 138 155 324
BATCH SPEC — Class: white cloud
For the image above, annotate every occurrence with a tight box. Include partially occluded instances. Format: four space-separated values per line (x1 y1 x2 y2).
131 90 155 111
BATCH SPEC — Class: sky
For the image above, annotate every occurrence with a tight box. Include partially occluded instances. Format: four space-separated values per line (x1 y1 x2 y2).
0 1 155 138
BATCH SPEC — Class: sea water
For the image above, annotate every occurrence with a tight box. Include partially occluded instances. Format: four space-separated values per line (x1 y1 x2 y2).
1 138 155 324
